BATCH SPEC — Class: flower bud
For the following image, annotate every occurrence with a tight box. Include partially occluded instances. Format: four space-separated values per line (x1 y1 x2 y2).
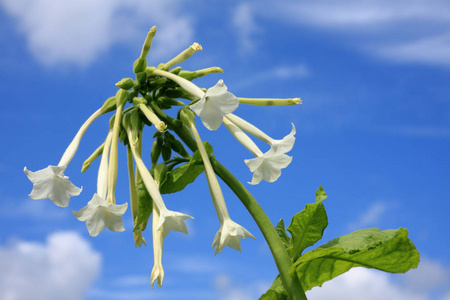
178 67 223 81
151 135 163 167
100 96 116 114
115 89 129 107
115 77 135 90
179 107 196 127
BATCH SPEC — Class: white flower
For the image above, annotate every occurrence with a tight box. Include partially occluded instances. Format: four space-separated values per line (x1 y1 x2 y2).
157 209 193 238
212 218 255 255
24 165 82 207
225 114 296 154
72 193 128 237
151 264 164 288
151 206 164 289
244 150 293 185
190 80 239 130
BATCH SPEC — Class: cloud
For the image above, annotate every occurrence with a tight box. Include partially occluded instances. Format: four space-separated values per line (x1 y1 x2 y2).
385 125 450 138
403 258 449 293
0 0 193 66
214 274 268 300
252 0 450 66
232 3 260 54
0 231 101 300
348 201 387 230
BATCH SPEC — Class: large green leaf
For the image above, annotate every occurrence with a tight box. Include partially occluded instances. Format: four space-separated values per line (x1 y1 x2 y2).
159 141 213 194
290 228 420 291
286 202 328 259
259 276 288 300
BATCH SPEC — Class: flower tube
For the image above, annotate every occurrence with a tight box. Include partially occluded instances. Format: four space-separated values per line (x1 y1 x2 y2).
150 205 164 288
180 109 254 254
223 118 293 185
225 113 296 155
24 107 105 207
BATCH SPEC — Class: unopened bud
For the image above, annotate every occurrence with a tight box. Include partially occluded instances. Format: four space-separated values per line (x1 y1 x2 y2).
115 78 135 90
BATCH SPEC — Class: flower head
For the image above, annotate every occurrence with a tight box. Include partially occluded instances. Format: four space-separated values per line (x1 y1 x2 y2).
157 209 193 238
269 123 296 154
244 151 293 185
212 218 255 255
190 80 239 130
72 193 128 237
24 165 82 207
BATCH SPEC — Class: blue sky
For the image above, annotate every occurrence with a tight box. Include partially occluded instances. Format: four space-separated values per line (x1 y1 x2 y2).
1 0 449 299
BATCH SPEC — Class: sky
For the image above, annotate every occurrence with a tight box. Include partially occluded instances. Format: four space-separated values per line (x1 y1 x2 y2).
0 0 449 299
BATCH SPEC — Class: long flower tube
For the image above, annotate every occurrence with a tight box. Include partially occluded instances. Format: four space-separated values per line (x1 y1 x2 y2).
72 129 128 237
238 97 301 106
182 111 254 254
150 204 164 288
24 108 105 207
126 127 193 237
223 118 293 185
225 113 296 155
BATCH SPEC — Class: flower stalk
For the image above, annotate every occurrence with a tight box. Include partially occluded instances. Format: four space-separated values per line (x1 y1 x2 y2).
238 97 301 106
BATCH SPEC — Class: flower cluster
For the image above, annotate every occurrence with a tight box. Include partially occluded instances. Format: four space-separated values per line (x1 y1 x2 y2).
24 27 301 287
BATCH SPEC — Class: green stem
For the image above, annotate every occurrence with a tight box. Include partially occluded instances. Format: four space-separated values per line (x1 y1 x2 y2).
150 104 307 299
211 159 307 300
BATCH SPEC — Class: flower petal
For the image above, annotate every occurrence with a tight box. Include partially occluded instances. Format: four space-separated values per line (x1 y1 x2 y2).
205 79 228 96
24 165 82 207
270 123 296 154
156 209 193 238
212 219 255 255
245 152 293 184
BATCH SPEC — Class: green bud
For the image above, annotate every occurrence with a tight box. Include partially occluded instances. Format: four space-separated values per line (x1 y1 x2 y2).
171 139 189 158
140 26 157 60
81 142 104 173
135 72 147 84
170 66 182 75
145 66 156 77
163 43 202 70
133 58 147 74
115 77 135 90
179 107 196 127
115 89 129 107
132 97 147 106
159 96 185 106
164 89 186 99
178 67 223 81
161 142 172 161
151 135 163 167
100 96 116 114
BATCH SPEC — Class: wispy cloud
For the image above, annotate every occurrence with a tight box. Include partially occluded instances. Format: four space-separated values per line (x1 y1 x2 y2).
386 126 450 138
250 0 450 66
232 3 261 54
0 231 101 300
0 0 193 67
347 202 387 231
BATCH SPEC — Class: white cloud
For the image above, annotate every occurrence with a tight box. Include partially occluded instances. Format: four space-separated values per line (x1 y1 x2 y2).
0 0 193 66
307 267 427 300
403 258 449 293
232 3 260 53
253 0 450 66
348 202 387 230
214 274 267 300
0 231 101 300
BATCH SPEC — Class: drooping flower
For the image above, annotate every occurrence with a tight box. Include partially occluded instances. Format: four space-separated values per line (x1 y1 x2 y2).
72 193 128 237
223 117 293 184
151 206 164 288
190 80 239 130
152 70 239 130
225 114 296 154
181 109 254 254
212 218 255 255
244 150 293 185
23 165 82 207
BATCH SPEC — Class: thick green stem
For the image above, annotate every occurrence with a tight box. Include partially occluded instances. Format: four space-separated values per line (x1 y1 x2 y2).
211 159 307 300
150 105 307 299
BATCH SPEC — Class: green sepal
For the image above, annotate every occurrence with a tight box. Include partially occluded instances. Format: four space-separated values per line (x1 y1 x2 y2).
81 142 104 173
133 58 147 74
133 180 153 232
100 96 116 114
178 67 223 81
161 142 172 161
170 66 182 75
158 142 213 194
151 135 163 167
290 228 420 291
135 72 147 85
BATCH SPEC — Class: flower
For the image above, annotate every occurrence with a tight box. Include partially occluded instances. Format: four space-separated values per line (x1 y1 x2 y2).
151 206 164 289
157 209 193 238
150 264 164 289
190 80 239 130
244 150 293 185
225 114 296 154
24 165 82 207
212 218 255 255
72 193 128 237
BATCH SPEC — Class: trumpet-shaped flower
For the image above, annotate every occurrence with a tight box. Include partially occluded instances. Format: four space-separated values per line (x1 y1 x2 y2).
157 209 193 238
151 206 164 288
190 80 239 130
23 165 82 207
72 193 128 237
212 218 255 255
244 150 293 185
225 114 296 154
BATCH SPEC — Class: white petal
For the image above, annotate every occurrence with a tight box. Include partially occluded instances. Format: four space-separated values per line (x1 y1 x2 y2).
205 79 228 96
24 165 82 207
150 264 164 289
198 101 226 130
85 209 107 237
212 219 254 255
157 209 193 238
244 153 293 184
189 97 206 115
270 123 296 154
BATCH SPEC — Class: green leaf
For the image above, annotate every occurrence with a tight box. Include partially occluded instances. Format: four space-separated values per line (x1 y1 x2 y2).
275 219 291 249
158 141 213 194
134 180 153 231
259 276 288 300
315 185 327 202
286 202 328 259
290 228 420 291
